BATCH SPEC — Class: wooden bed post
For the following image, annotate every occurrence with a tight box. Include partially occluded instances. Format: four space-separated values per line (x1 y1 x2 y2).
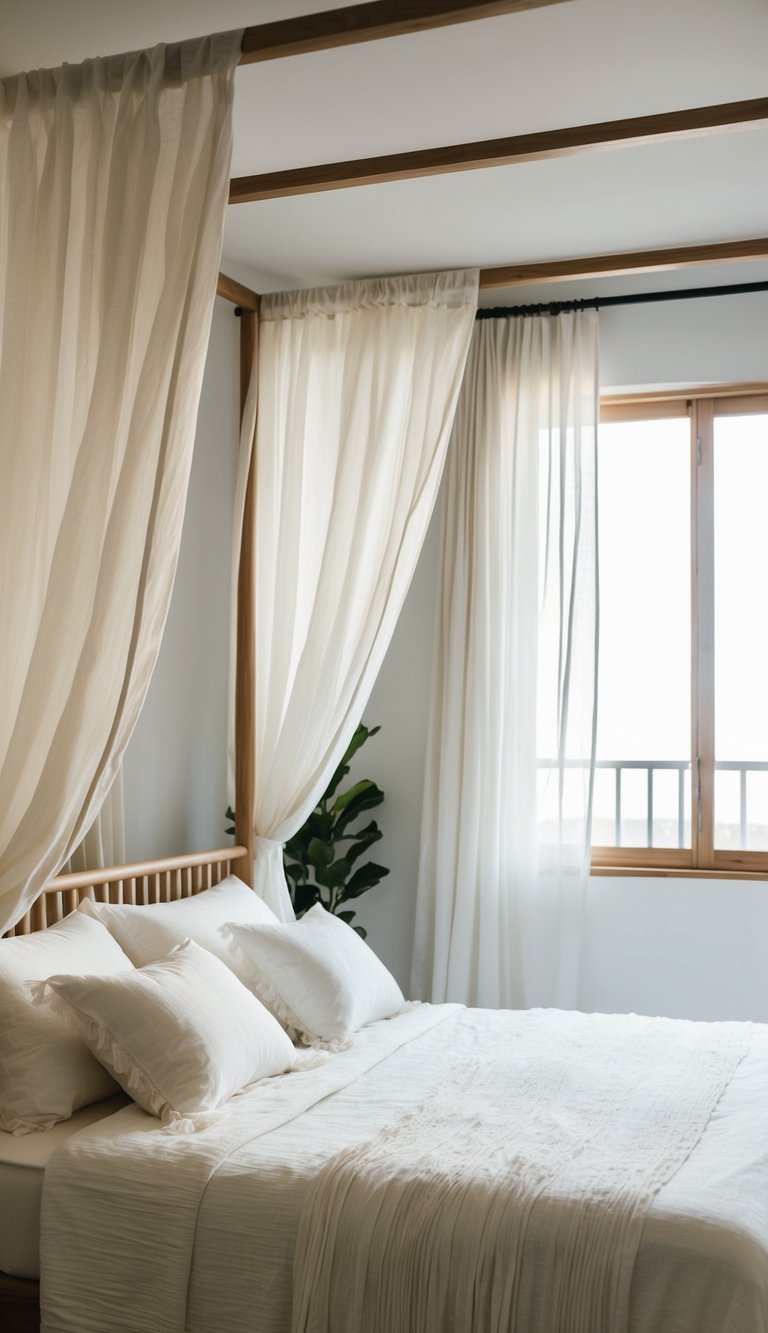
234 305 258 887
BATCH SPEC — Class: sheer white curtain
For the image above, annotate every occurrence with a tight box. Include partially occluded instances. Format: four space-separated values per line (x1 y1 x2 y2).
62 776 126 876
412 311 599 1008
235 271 478 919
0 32 242 933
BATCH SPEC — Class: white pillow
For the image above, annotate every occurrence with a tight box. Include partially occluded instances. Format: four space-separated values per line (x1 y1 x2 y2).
79 875 277 985
0 912 134 1135
224 904 405 1049
45 940 296 1132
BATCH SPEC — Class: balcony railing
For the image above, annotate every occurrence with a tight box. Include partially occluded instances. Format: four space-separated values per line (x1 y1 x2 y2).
539 759 768 850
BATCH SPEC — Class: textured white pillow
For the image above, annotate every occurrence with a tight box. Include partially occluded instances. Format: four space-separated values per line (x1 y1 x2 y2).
79 875 277 985
45 940 296 1132
0 912 134 1134
224 904 405 1049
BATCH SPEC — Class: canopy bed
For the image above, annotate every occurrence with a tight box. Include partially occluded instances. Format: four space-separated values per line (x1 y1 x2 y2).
2 7 768 1333
2 284 768 1333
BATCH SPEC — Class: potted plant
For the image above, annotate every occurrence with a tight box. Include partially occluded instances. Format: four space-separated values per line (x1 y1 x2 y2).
282 723 389 938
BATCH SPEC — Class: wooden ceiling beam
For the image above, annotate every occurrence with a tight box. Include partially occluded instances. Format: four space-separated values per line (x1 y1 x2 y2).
229 96 768 203
238 0 570 65
478 238 768 287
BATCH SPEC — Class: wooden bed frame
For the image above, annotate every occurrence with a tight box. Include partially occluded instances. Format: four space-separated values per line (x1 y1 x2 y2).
3 845 249 937
1 844 251 1333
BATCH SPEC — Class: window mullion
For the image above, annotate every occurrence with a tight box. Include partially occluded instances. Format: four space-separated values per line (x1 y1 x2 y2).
693 398 715 868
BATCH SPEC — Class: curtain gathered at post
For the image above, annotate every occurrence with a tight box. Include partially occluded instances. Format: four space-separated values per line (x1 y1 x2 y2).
234 271 479 920
412 311 599 1009
0 31 242 933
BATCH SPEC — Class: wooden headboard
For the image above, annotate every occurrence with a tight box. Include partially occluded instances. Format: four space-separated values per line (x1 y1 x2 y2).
3 845 249 938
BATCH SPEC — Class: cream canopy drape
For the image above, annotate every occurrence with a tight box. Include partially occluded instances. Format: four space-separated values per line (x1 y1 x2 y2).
236 272 479 920
0 32 242 933
412 311 599 1009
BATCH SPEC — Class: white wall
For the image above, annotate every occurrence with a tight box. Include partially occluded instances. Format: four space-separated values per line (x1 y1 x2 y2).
579 874 768 1023
122 298 240 860
598 289 768 392
357 291 768 1010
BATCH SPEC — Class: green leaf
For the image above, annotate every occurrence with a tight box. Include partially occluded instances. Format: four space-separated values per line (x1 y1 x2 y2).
292 882 321 917
283 863 305 887
323 762 350 802
337 861 389 902
342 723 379 766
345 821 382 867
331 779 376 814
307 837 334 869
306 810 335 842
323 857 352 890
334 785 384 835
353 925 368 939
284 826 311 859
336 910 357 924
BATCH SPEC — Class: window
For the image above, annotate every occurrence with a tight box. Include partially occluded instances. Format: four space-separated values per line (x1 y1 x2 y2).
592 386 768 877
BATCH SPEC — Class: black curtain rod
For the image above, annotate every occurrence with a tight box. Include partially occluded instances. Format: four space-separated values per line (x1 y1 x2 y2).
476 279 768 319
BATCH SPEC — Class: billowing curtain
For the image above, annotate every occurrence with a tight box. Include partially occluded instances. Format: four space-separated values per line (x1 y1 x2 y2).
412 311 599 1009
235 271 479 919
0 32 242 933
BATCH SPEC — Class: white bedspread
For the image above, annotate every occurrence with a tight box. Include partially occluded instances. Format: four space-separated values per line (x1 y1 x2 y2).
39 1006 768 1333
292 1008 749 1333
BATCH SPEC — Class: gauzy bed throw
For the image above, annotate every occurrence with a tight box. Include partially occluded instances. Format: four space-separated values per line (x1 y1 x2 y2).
413 312 599 1007
234 271 478 918
293 1008 750 1333
0 32 242 933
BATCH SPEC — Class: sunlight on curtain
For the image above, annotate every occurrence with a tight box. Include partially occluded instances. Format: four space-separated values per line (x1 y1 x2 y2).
234 272 479 919
412 311 599 1008
0 32 241 933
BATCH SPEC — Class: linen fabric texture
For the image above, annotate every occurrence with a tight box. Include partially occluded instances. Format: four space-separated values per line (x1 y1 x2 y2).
0 912 133 1134
232 270 479 919
79 875 278 986
0 30 243 934
62 774 126 877
413 311 600 1009
45 940 296 1132
225 904 405 1048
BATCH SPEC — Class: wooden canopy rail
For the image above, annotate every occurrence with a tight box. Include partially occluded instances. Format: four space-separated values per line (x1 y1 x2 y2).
216 272 259 311
217 236 768 312
229 96 768 204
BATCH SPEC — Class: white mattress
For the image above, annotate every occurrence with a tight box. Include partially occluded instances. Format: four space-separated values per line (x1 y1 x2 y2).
0 1096 129 1279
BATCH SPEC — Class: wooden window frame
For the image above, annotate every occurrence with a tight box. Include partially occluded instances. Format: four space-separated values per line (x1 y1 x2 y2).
591 384 768 879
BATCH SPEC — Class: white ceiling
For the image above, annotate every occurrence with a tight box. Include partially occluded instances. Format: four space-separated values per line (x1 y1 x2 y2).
2 0 767 302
